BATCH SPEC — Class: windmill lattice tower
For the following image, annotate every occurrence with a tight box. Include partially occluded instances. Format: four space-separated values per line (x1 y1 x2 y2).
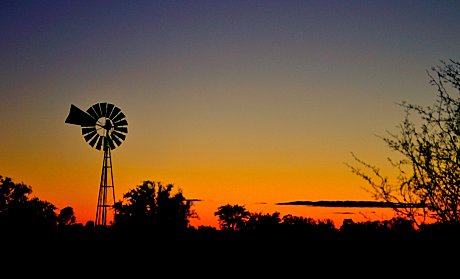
65 102 128 226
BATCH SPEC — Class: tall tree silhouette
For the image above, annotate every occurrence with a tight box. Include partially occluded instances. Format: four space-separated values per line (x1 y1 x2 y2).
113 180 196 233
0 175 58 236
348 59 460 227
214 204 250 231
57 206 76 226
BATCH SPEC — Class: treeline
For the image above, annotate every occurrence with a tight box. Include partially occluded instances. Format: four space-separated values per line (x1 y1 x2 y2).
1 175 459 249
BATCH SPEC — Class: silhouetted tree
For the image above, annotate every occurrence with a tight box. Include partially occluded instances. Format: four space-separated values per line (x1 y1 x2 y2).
113 180 196 233
57 206 76 226
245 211 282 231
25 197 58 227
281 214 318 227
0 175 32 210
0 175 58 237
279 214 338 241
348 59 460 228
339 217 417 242
214 204 250 231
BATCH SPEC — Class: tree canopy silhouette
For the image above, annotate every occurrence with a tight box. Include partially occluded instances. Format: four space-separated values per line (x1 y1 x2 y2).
0 175 77 241
57 206 76 226
348 59 460 228
214 203 250 230
113 180 197 234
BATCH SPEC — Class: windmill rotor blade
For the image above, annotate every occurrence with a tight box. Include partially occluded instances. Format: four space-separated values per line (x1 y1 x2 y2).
106 103 115 118
106 136 116 150
83 130 97 142
82 127 96 136
65 104 97 127
100 102 108 117
86 106 99 120
111 133 122 146
112 111 125 123
114 126 128 133
95 136 103 150
109 106 121 120
93 103 103 118
114 119 128 127
112 130 126 141
89 134 99 148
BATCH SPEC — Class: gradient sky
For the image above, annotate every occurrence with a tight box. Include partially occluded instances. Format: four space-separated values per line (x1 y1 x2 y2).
1 0 459 228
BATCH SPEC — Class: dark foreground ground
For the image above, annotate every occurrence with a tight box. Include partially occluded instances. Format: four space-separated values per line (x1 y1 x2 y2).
2 227 457 277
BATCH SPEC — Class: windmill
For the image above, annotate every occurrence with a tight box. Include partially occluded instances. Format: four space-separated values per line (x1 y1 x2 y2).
65 102 128 226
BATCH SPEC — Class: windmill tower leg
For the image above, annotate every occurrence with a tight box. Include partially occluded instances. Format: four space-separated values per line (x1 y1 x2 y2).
96 146 116 226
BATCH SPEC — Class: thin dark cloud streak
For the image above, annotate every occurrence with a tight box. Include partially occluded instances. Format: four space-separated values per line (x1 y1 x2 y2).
276 200 425 208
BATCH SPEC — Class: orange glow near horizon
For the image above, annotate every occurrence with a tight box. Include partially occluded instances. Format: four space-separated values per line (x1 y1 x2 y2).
51 190 398 229
3 133 418 229
24 164 399 229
